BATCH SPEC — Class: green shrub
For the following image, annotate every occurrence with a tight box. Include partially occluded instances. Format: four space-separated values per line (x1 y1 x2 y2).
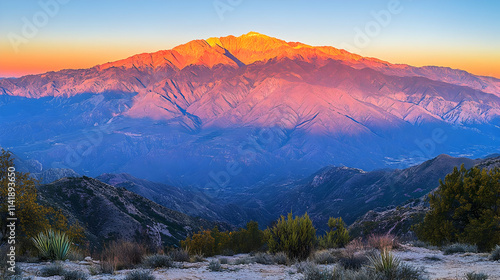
489 245 500 261
318 217 350 249
32 230 72 260
190 254 205 263
267 212 316 260
63 270 88 280
331 266 375 280
39 264 66 277
207 260 222 272
219 257 228 264
443 243 478 255
465 272 489 280
142 254 173 268
233 256 252 265
124 269 155 280
416 166 500 251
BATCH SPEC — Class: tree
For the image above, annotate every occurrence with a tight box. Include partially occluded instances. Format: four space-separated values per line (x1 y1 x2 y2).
0 149 84 252
319 217 350 248
267 212 316 260
416 165 500 251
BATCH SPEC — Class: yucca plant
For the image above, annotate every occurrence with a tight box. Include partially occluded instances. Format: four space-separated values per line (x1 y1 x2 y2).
368 249 401 278
32 229 72 260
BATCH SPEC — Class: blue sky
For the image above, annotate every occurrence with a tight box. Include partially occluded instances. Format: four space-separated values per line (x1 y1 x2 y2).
1 0 499 77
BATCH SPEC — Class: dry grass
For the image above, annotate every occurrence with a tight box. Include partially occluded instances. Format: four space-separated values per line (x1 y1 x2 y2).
368 234 399 251
101 240 148 270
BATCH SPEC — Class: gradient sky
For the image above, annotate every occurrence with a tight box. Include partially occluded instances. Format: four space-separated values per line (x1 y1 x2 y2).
1 0 499 78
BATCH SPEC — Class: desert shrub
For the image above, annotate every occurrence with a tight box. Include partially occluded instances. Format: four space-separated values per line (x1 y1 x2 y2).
101 240 148 270
167 248 190 262
233 256 252 265
99 261 114 274
142 254 173 268
391 263 426 280
318 217 350 249
219 257 229 264
39 263 66 277
331 266 375 280
302 263 333 280
254 252 274 265
423 255 441 261
229 221 266 253
63 270 88 280
125 269 155 280
339 254 369 270
416 165 500 252
267 212 316 260
274 252 289 265
32 229 72 260
207 260 222 272
190 254 205 263
312 250 337 265
443 243 478 255
465 272 489 280
367 234 399 251
489 245 500 261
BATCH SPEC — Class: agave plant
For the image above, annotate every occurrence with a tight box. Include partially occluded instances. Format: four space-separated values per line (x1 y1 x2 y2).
32 229 72 260
368 249 401 276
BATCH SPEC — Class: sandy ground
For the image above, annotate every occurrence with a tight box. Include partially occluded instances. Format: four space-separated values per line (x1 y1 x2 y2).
18 245 500 280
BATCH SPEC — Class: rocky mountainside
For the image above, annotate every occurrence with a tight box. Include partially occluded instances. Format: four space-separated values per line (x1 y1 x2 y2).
228 154 478 230
348 155 500 237
37 176 232 249
96 173 253 226
1 32 499 186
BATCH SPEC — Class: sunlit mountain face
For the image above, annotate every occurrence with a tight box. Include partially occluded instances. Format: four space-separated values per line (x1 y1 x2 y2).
1 32 499 189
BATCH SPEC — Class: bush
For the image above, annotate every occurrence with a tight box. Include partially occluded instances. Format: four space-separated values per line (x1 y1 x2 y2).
331 266 375 280
301 263 333 280
168 248 190 262
101 240 147 270
368 249 401 275
99 261 114 274
219 257 228 264
368 234 399 251
267 212 316 260
416 166 500 252
443 243 478 255
318 217 350 249
207 260 222 272
233 256 252 265
465 272 489 280
32 230 72 260
190 254 205 263
274 252 289 265
39 264 66 277
142 254 173 268
312 250 337 265
489 245 500 261
125 269 155 280
254 252 274 265
339 254 368 270
63 270 88 280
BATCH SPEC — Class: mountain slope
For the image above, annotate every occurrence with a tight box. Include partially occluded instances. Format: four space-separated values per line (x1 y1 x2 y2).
1 32 499 185
232 155 478 229
37 176 231 248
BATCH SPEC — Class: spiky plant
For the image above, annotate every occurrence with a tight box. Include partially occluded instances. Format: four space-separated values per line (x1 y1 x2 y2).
32 229 72 260
368 249 401 278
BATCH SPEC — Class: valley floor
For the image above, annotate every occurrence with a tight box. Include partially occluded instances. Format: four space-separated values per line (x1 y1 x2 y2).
19 245 500 280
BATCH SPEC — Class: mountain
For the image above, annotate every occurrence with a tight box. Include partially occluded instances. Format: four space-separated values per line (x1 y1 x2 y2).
230 154 478 229
96 173 254 226
348 155 500 237
37 176 232 248
1 32 499 186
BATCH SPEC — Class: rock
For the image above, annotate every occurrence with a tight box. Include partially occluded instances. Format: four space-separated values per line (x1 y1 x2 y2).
84 256 92 262
79 261 92 265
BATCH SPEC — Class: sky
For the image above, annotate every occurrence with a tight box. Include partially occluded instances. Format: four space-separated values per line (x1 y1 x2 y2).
0 0 499 78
